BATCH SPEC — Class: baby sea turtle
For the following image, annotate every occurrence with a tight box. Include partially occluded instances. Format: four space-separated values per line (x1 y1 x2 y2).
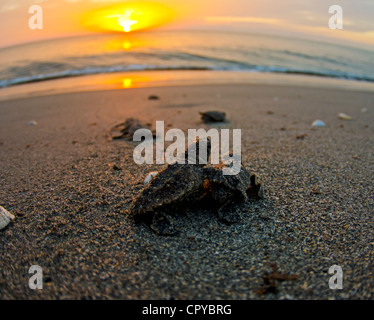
129 138 263 235
202 161 263 224
110 118 152 141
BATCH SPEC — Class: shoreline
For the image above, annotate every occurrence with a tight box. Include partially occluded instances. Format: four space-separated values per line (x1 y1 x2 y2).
1 70 374 102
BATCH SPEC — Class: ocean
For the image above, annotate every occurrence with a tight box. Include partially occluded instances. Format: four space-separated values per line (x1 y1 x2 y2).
0 30 374 88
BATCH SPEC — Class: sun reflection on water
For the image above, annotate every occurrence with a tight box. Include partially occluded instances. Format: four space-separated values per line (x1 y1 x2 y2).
122 78 133 88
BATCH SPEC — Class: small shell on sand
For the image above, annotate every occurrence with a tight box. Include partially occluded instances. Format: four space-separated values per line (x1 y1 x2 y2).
28 120 37 126
312 120 326 127
0 206 15 230
144 171 159 185
338 113 352 120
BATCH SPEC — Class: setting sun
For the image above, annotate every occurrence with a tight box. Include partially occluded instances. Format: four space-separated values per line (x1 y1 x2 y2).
107 9 139 32
81 2 175 33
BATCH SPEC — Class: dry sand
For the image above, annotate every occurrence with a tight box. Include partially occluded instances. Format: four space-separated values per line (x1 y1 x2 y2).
0 80 373 299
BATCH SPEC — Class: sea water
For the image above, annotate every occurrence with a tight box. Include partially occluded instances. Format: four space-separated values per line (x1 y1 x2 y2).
0 30 373 88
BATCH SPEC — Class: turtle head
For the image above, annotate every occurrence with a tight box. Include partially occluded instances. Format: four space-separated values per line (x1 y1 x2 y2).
184 137 211 166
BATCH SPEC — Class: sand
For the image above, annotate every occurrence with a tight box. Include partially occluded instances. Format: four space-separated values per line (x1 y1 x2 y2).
0 78 373 299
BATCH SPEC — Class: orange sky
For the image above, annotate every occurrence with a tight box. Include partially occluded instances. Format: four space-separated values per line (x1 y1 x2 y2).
0 0 374 49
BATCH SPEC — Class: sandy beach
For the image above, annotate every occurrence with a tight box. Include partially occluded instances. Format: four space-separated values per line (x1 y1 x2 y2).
0 75 373 299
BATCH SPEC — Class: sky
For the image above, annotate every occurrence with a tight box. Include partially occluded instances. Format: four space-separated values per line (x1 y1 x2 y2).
1 0 374 49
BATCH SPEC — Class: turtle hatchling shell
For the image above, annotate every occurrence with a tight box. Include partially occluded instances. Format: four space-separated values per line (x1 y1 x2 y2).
130 163 204 219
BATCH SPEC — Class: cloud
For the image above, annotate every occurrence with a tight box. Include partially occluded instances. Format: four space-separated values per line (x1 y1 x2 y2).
204 16 281 25
0 3 19 12
203 13 374 47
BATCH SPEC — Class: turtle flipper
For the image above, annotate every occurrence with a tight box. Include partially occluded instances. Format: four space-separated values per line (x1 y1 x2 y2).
150 212 178 236
246 174 264 199
217 198 242 224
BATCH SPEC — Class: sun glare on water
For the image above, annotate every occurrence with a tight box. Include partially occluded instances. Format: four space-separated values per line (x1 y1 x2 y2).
82 2 174 33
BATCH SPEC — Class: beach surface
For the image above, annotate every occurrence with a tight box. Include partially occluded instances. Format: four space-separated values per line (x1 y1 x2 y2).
0 74 373 299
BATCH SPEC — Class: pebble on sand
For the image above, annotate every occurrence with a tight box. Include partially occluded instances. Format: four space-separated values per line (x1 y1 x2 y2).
200 111 227 123
338 113 352 120
311 120 326 127
28 121 37 126
144 171 159 185
0 206 15 230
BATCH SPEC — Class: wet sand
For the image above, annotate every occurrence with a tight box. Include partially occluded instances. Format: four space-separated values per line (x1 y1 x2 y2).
0 80 373 299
